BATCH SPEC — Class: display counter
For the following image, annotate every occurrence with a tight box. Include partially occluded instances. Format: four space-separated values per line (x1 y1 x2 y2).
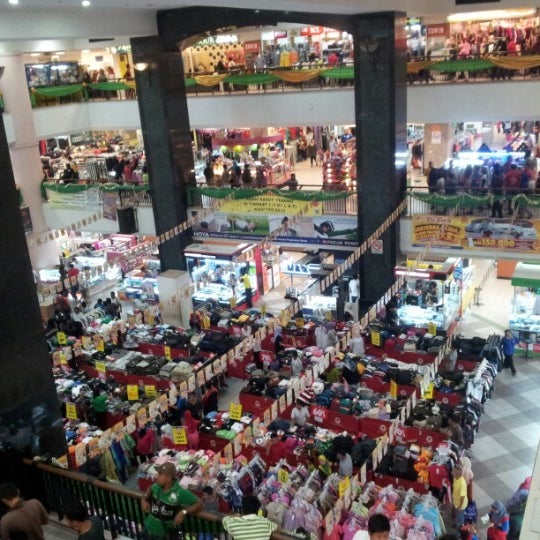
395 258 474 331
117 274 158 303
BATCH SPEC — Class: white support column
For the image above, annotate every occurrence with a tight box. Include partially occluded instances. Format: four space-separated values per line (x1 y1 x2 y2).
0 54 59 269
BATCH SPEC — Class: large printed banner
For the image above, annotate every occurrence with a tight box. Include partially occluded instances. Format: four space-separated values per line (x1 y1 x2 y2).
219 192 322 217
412 215 540 254
46 186 100 209
191 208 358 247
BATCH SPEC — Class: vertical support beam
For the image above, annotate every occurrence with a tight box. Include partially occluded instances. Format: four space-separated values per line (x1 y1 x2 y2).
131 36 194 271
352 11 407 305
0 114 65 457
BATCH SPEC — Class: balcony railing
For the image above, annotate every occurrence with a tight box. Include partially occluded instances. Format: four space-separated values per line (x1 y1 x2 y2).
406 186 540 219
21 52 540 110
18 457 300 540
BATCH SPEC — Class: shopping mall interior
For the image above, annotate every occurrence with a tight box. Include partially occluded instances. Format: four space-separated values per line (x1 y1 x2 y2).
2 1 540 539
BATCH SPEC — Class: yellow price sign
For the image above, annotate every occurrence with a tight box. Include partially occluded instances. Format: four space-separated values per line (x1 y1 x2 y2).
145 385 157 398
389 379 398 399
59 351 67 365
370 330 381 347
172 427 187 445
95 360 107 374
339 476 351 498
127 384 139 401
57 331 67 345
229 402 243 421
82 336 92 350
428 322 437 336
422 382 434 400
96 337 105 352
164 346 172 361
66 402 77 420
278 469 289 484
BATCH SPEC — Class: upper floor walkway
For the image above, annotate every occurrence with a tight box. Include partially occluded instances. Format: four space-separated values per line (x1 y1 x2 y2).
5 57 540 143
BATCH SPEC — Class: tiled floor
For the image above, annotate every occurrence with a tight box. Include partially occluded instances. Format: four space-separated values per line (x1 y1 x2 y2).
454 260 539 533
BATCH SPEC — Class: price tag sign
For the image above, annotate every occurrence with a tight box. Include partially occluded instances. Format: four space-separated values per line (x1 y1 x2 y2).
338 476 350 498
370 330 381 347
197 370 206 387
278 395 287 413
278 469 289 484
390 379 398 399
126 414 136 434
229 402 243 421
270 401 278 421
164 346 172 361
66 402 77 420
96 337 105 352
82 336 92 350
57 331 67 345
204 363 214 381
137 407 148 426
59 351 67 365
127 385 139 401
145 385 157 398
172 427 187 445
95 361 107 374
422 382 434 399
428 322 437 336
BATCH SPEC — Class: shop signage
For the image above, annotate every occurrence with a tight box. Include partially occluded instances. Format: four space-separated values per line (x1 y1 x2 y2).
423 382 434 399
57 331 67 345
428 321 438 336
273 30 288 39
338 476 350 498
300 26 324 36
20 206 33 233
406 17 422 26
164 346 172 361
389 379 398 399
243 40 260 52
45 186 100 209
172 427 187 446
371 239 383 255
412 216 540 255
370 330 382 347
427 23 449 37
102 192 118 221
95 337 105 352
95 361 106 374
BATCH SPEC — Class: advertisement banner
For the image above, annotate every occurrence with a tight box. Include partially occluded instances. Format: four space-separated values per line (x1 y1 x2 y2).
46 187 100 209
412 215 540 254
102 191 118 221
219 192 321 217
191 208 358 247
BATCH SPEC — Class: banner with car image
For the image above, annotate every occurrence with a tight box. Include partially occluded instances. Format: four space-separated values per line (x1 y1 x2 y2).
190 208 358 247
412 215 540 253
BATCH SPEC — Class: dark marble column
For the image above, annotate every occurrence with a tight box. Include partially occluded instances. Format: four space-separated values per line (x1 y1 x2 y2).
0 115 65 457
351 12 408 305
131 36 194 271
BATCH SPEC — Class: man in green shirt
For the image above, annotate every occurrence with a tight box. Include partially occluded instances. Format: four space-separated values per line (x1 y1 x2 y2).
141 462 202 540
223 495 277 540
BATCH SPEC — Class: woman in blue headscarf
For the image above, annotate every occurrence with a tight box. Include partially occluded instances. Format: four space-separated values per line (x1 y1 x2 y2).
487 500 510 540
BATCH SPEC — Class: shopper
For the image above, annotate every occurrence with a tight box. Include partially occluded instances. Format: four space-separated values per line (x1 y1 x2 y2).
452 466 468 530
141 462 202 540
307 140 317 167
290 401 310 427
136 425 156 462
110 291 122 315
201 382 219 415
447 416 465 448
67 263 80 297
507 476 531 539
201 486 219 513
223 494 277 540
241 269 253 308
352 513 391 540
501 330 518 376
265 432 288 464
182 410 200 450
349 274 360 303
487 500 510 540
0 483 48 540
281 173 298 190
64 499 105 539
336 449 353 477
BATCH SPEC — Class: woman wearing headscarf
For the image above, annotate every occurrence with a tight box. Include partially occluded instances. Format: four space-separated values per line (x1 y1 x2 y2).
182 409 200 450
507 476 532 539
487 500 510 540
460 456 474 502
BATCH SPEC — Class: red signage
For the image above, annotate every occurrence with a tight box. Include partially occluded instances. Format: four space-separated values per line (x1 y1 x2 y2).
427 24 449 37
274 30 288 39
301 26 324 36
244 40 260 53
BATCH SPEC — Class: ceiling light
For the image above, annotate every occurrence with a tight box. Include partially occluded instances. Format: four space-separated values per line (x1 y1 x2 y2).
82 0 91 6
447 8 536 23
134 62 149 72
8 0 19 5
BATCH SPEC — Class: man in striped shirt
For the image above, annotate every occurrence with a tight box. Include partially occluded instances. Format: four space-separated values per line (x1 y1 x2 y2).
223 495 277 540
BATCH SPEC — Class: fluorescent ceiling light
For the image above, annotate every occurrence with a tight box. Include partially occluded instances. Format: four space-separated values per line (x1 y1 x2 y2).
8 0 19 5
448 8 537 23
82 0 91 6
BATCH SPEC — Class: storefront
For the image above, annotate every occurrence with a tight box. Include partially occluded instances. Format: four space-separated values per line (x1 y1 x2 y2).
394 257 474 333
510 262 540 356
185 242 261 308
